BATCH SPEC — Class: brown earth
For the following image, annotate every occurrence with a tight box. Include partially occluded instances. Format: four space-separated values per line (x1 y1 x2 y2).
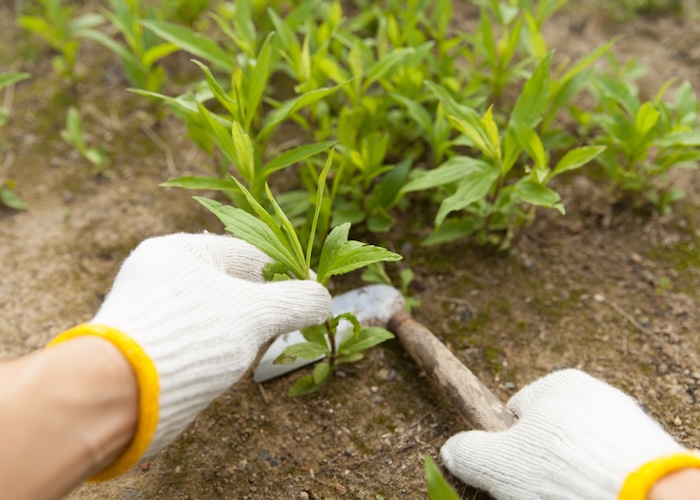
1 2 700 499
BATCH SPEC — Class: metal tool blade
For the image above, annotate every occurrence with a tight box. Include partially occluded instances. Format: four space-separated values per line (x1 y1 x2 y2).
253 284 405 383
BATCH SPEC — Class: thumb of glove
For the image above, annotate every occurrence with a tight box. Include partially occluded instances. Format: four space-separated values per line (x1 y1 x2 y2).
241 278 332 346
440 430 521 499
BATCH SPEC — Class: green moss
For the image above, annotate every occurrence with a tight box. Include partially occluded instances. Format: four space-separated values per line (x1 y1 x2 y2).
375 414 396 432
350 434 374 454
484 346 502 373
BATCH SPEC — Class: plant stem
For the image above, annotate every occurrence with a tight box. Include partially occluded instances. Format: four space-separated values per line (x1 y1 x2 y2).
325 320 336 367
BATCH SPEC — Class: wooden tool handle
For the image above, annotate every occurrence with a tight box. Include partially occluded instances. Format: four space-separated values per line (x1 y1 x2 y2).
388 309 517 432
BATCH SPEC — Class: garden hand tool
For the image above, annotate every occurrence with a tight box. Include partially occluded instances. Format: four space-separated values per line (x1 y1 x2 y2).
255 284 516 432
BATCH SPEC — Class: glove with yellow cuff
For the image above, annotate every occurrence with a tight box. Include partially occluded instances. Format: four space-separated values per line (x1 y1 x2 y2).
440 369 700 500
48 233 331 480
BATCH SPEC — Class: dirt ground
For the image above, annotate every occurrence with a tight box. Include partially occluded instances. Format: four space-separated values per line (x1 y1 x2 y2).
2 2 700 499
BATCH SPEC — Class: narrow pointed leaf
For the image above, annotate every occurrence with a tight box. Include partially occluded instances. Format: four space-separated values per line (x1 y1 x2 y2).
141 20 233 71
263 141 337 176
195 196 299 273
317 223 351 285
553 146 606 175
160 176 239 191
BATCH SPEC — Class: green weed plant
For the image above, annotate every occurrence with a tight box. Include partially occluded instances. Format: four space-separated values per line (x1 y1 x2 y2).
0 72 30 210
60 107 109 175
588 77 700 213
200 152 402 395
18 0 104 78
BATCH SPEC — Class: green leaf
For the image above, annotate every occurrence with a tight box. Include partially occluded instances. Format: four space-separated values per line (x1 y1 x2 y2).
275 341 328 364
656 130 700 147
0 72 30 90
195 196 301 277
259 84 344 141
332 312 362 338
511 53 552 129
336 352 364 364
305 150 334 271
635 102 660 139
339 327 394 355
301 324 328 348
597 78 639 117
288 374 324 396
263 141 337 177
262 261 292 281
324 243 402 282
423 217 479 246
515 181 564 213
231 121 256 184
313 361 332 384
160 176 239 191
317 222 351 285
143 42 179 68
79 28 132 61
402 157 490 193
363 47 415 91
435 165 500 226
244 31 275 130
265 183 306 275
0 188 27 210
424 456 460 500
191 59 238 118
141 20 233 71
196 103 241 172
391 94 433 134
552 146 606 175
512 123 546 170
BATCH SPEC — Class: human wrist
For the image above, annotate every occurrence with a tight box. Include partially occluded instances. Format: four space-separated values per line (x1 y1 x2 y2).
44 336 139 475
0 337 138 499
618 452 700 500
49 324 160 479
647 466 700 500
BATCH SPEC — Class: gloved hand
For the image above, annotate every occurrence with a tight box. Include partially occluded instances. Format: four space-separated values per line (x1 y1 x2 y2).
440 369 700 499
48 233 331 480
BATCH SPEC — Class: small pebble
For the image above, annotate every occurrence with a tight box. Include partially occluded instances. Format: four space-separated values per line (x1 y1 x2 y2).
237 460 247 471
299 493 309 500
336 483 347 496
388 369 398 381
258 450 271 462
504 382 516 390
175 466 181 473
336 370 347 378
373 395 384 404
269 458 280 467
674 416 683 426
344 448 353 457
140 461 150 471
593 294 605 302
370 386 379 393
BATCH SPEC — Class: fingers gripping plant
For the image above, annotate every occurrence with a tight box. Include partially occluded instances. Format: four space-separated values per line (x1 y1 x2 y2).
198 153 402 395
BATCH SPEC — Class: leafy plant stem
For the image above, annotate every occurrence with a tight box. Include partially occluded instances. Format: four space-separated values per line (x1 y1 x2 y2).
325 320 336 367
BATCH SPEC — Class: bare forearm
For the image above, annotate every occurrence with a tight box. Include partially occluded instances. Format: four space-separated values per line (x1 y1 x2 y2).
0 337 138 500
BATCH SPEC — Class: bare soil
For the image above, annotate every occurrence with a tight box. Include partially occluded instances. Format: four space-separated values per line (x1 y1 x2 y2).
1 3 700 499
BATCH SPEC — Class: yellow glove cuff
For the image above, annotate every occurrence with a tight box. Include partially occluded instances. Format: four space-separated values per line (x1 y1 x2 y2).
618 451 700 500
47 323 160 481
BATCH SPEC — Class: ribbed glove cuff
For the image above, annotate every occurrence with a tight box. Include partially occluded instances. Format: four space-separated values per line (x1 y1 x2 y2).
47 324 160 481
619 451 700 499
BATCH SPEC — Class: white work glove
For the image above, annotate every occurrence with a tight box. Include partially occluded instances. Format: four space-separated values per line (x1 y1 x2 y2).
440 369 700 499
48 233 331 480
